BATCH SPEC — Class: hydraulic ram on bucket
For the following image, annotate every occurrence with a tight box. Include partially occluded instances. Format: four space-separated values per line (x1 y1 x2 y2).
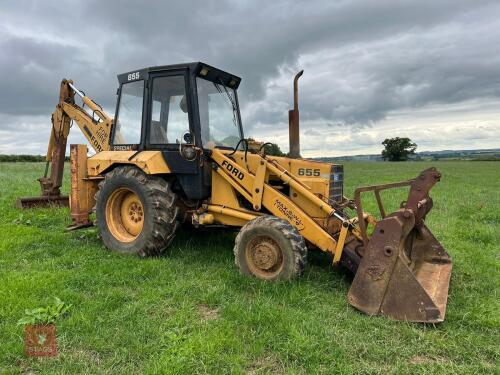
15 81 76 209
347 168 452 323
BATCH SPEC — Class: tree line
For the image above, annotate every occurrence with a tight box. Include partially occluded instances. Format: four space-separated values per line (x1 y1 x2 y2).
0 137 416 162
0 155 70 162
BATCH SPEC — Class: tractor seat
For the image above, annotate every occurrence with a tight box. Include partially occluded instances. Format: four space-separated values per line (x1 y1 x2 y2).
151 120 168 144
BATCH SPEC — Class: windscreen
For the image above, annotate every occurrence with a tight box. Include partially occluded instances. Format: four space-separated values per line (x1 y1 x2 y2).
196 77 242 149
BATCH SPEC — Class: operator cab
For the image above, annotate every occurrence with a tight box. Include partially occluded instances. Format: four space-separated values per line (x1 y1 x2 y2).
112 62 243 151
112 62 244 200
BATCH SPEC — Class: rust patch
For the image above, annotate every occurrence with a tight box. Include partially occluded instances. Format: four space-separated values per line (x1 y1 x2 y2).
366 264 385 281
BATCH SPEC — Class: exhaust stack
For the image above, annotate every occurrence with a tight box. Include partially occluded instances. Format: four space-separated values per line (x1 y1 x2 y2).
288 70 303 158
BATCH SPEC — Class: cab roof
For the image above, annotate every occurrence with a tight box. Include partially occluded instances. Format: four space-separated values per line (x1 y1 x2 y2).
117 62 241 89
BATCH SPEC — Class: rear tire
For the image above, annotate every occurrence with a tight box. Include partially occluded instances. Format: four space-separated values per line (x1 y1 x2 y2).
95 166 179 257
234 216 307 281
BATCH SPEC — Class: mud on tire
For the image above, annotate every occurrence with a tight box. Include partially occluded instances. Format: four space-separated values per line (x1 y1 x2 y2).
95 166 179 257
234 216 307 281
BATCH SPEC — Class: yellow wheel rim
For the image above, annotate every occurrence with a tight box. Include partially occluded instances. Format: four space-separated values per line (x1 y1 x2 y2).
105 188 144 242
245 235 284 279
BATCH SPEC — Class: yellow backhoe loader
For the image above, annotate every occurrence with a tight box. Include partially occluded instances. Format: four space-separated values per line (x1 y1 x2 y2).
17 63 452 322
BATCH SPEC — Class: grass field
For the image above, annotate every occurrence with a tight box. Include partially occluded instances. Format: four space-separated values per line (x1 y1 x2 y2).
0 161 498 374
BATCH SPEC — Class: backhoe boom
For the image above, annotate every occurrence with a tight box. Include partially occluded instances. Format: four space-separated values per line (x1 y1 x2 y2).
16 79 113 208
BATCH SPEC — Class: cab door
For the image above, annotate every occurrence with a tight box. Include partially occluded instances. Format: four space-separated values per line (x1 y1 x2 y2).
145 70 209 200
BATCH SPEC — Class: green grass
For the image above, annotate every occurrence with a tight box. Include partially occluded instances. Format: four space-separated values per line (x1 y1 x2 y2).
0 161 498 374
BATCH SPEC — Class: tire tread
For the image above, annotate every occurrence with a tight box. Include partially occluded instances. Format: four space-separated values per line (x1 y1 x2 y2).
94 166 179 256
234 216 307 279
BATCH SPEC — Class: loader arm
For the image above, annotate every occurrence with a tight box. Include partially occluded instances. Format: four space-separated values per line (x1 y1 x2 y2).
16 79 113 208
206 148 451 323
208 148 353 261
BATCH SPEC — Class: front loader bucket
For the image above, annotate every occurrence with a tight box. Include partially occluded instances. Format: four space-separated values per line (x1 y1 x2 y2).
348 218 452 322
348 168 452 323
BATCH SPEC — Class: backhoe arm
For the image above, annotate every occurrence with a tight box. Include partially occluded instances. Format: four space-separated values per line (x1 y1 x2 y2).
16 79 113 208
60 80 113 154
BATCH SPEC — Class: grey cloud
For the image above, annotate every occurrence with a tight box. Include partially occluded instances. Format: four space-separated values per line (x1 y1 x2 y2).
0 36 84 114
0 0 500 155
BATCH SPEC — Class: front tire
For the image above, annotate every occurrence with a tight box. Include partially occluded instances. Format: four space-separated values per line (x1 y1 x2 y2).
234 216 307 281
95 166 179 256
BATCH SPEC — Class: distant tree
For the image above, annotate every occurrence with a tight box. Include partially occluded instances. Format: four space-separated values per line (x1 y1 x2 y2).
381 137 417 161
246 138 286 156
263 143 286 157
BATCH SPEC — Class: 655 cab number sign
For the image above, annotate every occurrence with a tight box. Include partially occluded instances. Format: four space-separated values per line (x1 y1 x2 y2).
127 72 140 81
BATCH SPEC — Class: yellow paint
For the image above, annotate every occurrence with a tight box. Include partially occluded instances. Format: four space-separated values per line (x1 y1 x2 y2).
87 151 170 176
69 144 97 227
61 99 112 154
207 205 258 221
207 205 258 227
211 171 241 208
198 213 214 225
105 187 144 242
333 224 349 265
252 159 267 210
209 149 338 254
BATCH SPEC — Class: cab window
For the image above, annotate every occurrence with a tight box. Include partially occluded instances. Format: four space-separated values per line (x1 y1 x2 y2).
149 76 190 144
113 80 144 145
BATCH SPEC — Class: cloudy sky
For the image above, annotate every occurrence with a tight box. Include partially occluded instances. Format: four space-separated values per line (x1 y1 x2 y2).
1 0 499 157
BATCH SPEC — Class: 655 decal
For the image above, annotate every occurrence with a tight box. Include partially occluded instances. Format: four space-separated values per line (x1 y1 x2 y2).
298 168 320 177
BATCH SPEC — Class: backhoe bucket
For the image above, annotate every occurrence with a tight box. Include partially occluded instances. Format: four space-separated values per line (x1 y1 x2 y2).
16 176 68 209
16 195 69 209
348 168 452 323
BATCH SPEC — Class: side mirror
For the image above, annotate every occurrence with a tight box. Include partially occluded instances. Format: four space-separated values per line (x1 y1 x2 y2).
179 132 196 161
183 132 194 144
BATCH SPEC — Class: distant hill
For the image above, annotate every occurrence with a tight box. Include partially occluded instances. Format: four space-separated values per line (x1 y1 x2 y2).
314 148 500 162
